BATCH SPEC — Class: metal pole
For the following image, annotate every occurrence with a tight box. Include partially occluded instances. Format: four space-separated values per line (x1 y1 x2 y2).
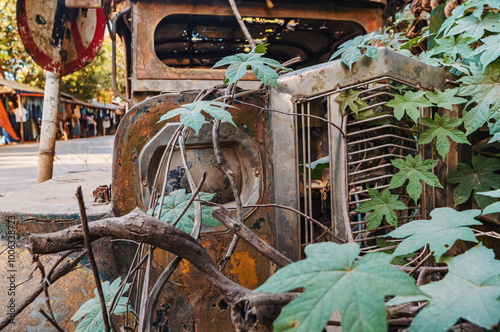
37 71 62 183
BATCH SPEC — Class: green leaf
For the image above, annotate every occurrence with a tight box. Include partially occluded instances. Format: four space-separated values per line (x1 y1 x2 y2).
299 156 330 180
478 189 500 215
424 88 467 109
386 208 482 262
469 34 500 71
334 89 369 116
213 51 288 89
437 4 466 37
329 35 367 70
375 238 416 266
389 155 442 204
447 155 500 208
402 244 500 332
148 189 220 234
252 42 268 54
72 278 131 332
458 64 500 134
354 188 407 230
158 101 237 134
416 51 441 67
418 113 469 159
256 242 423 332
447 12 500 42
386 91 433 123
431 35 474 61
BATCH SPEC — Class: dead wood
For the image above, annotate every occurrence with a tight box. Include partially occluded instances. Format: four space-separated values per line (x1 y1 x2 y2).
212 207 293 267
28 208 297 331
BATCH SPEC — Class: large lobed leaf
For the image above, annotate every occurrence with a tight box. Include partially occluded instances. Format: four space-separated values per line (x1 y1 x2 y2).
458 63 500 136
469 34 500 72
447 155 500 208
334 89 368 116
390 244 500 332
354 188 407 230
447 12 500 42
478 189 500 215
389 155 442 204
158 101 237 134
149 189 220 234
386 91 433 123
386 207 481 262
329 35 368 70
256 242 423 332
71 278 131 332
212 44 289 89
417 113 469 160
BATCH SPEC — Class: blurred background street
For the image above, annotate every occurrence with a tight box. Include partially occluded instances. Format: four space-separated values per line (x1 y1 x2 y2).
0 136 114 196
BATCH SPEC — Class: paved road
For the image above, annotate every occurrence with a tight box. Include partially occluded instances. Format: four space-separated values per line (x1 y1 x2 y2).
0 136 114 195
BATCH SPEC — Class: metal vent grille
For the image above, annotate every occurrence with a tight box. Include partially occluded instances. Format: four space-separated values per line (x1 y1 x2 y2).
295 77 430 253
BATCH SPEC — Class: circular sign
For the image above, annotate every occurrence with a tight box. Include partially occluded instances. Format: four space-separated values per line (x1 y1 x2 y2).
17 0 106 76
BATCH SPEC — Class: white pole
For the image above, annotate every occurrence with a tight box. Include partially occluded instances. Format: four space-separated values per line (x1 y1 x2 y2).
37 71 62 183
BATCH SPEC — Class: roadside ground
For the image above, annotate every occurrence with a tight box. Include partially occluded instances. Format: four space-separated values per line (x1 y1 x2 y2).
0 136 114 196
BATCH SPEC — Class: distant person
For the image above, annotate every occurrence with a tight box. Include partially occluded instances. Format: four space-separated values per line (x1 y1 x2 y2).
87 114 96 137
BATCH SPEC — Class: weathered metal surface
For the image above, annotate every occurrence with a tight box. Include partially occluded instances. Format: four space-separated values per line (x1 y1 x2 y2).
0 248 95 331
139 121 263 220
17 0 106 76
270 48 457 253
0 171 127 330
131 0 385 94
112 90 280 330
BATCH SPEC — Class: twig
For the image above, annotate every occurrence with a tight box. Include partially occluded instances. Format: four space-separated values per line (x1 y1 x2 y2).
396 265 448 274
215 84 245 269
417 267 428 286
172 173 208 227
109 247 148 315
76 186 111 332
228 0 255 48
408 251 435 276
143 256 183 331
244 204 345 243
179 127 203 239
233 99 346 137
403 245 427 267
39 309 65 332
212 207 293 267
33 255 58 323
143 174 208 330
473 229 500 240
0 250 87 330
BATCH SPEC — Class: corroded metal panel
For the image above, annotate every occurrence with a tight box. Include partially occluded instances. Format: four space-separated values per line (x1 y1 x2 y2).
112 90 275 330
131 0 385 93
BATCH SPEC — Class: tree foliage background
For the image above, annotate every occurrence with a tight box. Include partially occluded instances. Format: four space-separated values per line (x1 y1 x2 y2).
0 0 126 101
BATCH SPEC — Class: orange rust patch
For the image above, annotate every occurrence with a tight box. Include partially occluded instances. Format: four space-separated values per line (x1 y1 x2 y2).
230 251 258 289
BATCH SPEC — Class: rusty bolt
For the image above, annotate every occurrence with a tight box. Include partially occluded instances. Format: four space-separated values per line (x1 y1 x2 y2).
142 180 148 186
233 224 241 231
255 170 260 176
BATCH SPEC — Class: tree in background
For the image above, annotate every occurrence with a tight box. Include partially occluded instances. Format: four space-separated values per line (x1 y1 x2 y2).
0 0 126 101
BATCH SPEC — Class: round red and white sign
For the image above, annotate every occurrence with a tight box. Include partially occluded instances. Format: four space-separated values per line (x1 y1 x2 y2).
17 0 106 76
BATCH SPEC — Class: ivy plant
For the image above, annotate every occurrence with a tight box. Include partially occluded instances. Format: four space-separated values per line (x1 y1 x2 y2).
388 155 442 204
148 189 220 234
257 242 423 332
447 155 500 208
389 244 500 332
354 188 407 230
386 207 482 262
417 113 469 159
71 278 130 332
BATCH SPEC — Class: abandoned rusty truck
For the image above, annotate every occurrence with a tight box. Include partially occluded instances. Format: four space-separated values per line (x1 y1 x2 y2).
1 0 492 331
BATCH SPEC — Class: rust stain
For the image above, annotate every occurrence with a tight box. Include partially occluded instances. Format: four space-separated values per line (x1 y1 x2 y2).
230 252 258 289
